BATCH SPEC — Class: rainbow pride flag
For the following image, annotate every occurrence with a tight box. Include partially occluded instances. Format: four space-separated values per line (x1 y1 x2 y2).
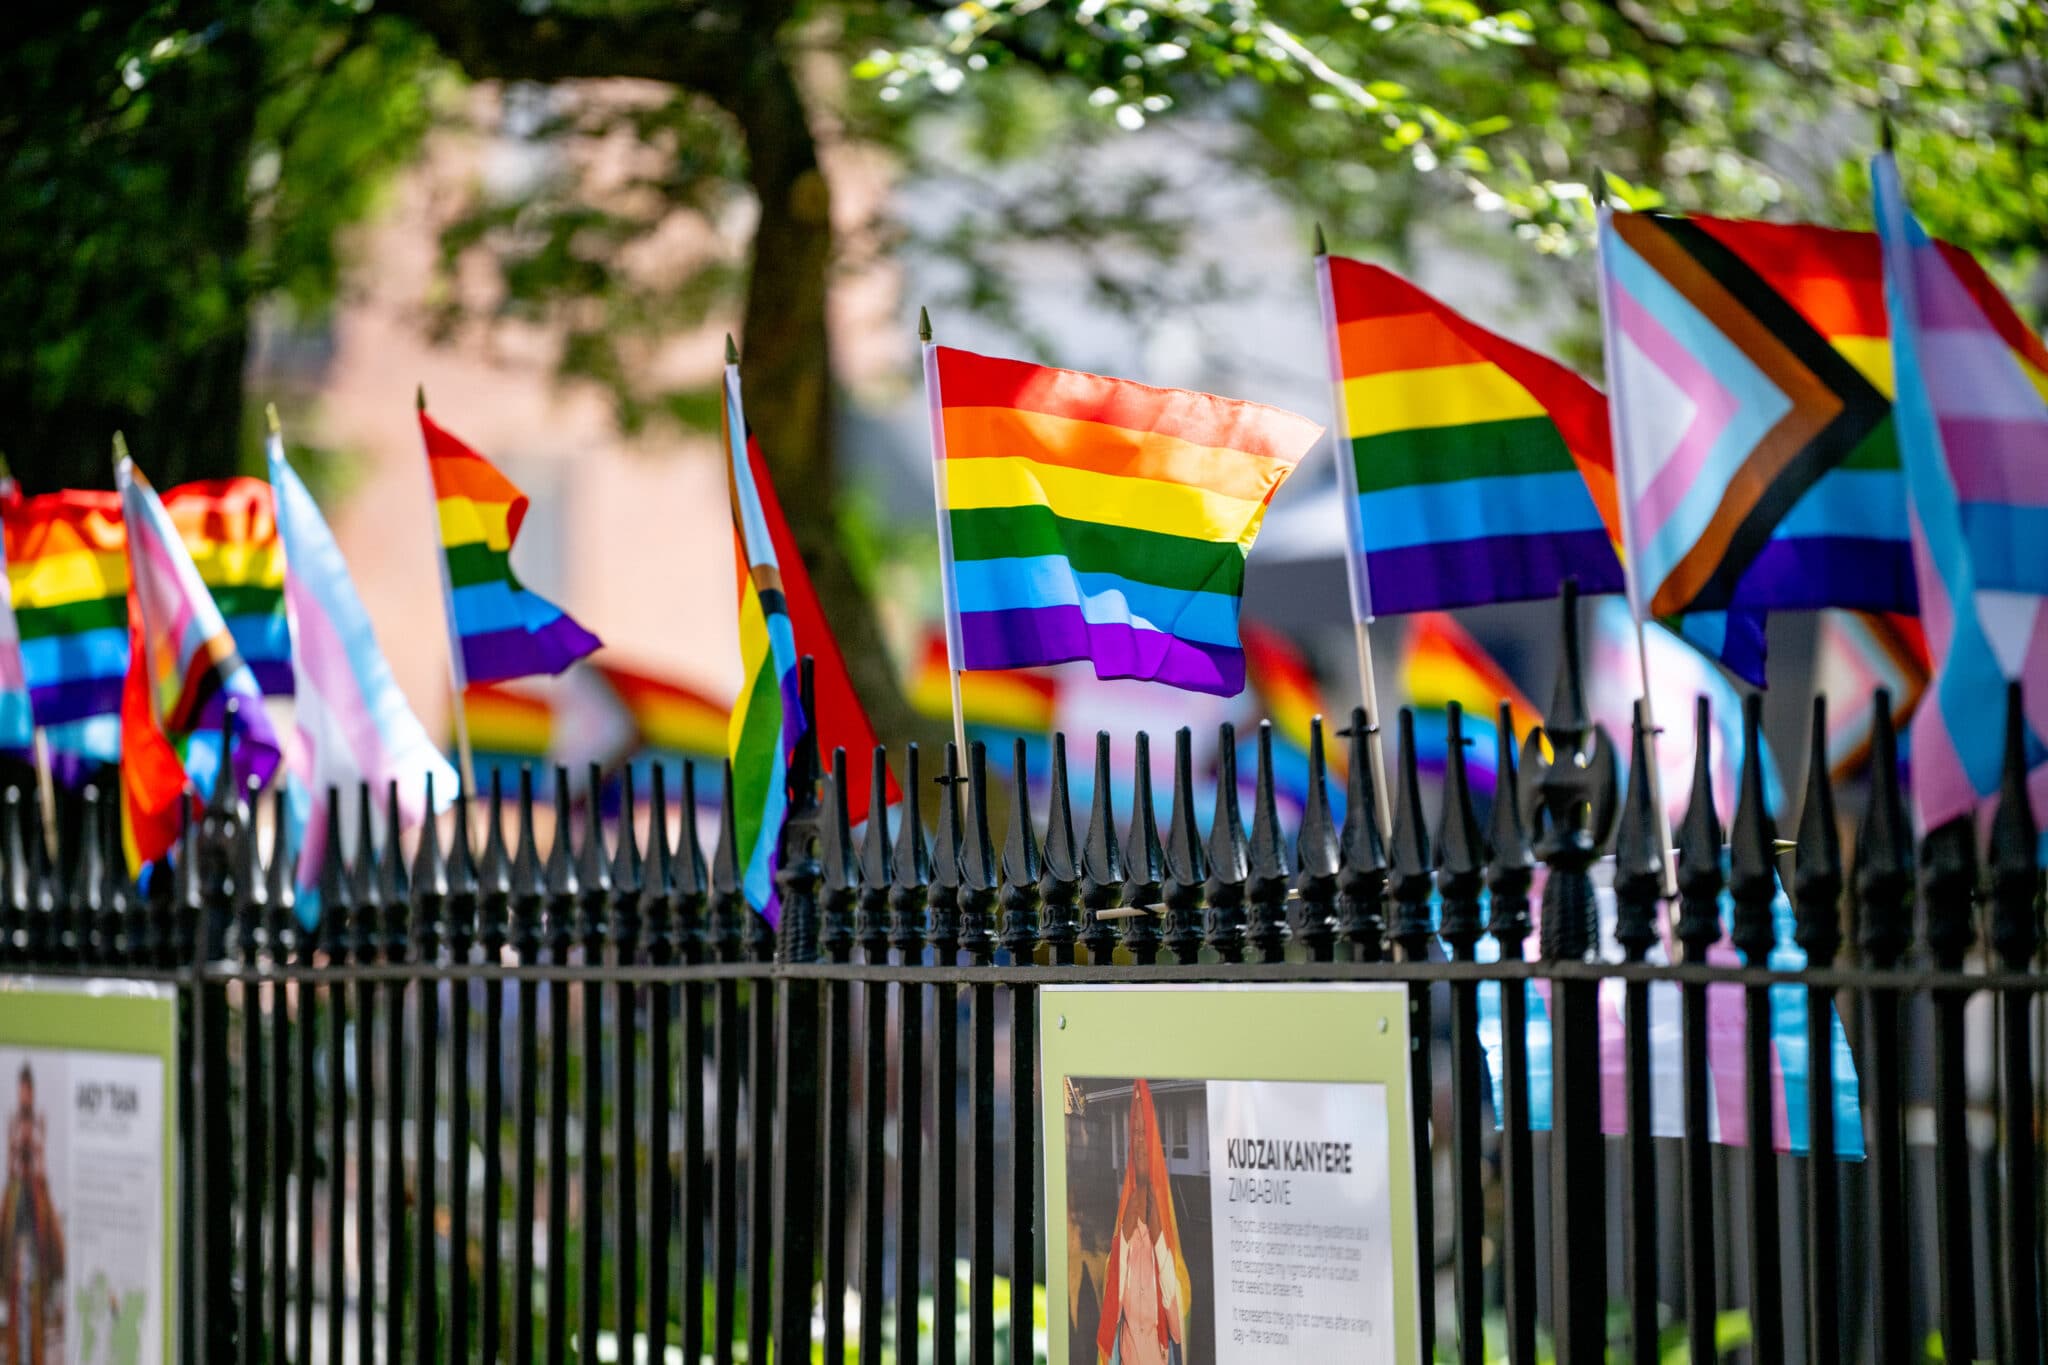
5 480 291 727
419 409 600 685
118 456 281 868
593 660 728 762
0 470 27 756
1316 255 1625 614
910 631 1058 734
1813 611 1928 783
726 361 807 920
1399 613 1538 793
1873 153 2048 848
461 661 730 796
929 345 1320 697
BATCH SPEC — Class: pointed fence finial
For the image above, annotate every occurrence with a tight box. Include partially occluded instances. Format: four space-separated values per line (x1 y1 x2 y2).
1079 731 1122 965
1674 697 1725 963
1988 682 2040 968
856 747 894 959
1337 706 1391 960
1160 727 1206 963
1434 702 1487 959
1387 708 1435 960
1793 695 1844 967
1120 731 1166 964
960 740 998 961
1487 700 1536 951
819 749 858 962
1728 693 1779 965
888 744 931 961
1854 689 1913 967
710 760 745 960
1293 715 1341 962
1612 701 1665 962
671 762 711 959
1205 724 1252 965
918 306 933 343
999 738 1044 964
378 779 410 960
1245 722 1289 964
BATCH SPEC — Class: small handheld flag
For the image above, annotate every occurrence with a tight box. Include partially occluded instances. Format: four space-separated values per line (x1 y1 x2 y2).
270 412 457 924
922 338 1320 699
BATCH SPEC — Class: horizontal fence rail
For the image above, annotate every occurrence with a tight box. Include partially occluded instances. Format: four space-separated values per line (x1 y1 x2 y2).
3 590 2045 1364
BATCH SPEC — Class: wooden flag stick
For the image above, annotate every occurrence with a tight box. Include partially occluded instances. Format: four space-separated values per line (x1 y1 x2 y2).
1312 225 1392 832
413 385 478 797
918 307 971 766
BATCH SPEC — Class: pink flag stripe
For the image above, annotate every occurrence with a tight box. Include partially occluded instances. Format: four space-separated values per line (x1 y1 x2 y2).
1939 417 2048 505
1612 287 1746 532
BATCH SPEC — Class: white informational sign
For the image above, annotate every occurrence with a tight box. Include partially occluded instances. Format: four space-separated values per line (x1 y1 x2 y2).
0 978 175 1365
1205 1080 1395 1362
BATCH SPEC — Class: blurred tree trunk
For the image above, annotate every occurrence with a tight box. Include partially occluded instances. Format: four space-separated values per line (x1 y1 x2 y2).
384 0 921 742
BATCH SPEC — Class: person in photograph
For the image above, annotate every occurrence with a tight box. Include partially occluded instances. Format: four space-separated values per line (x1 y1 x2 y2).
0 1064 64 1365
1096 1079 1191 1364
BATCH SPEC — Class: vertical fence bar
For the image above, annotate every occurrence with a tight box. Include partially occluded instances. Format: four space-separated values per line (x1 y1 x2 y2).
772 669 824 1363
1487 704 1539 1365
1079 732 1121 970
1294 718 1339 963
1531 583 1617 1364
1245 725 1290 967
1674 699 1724 1365
511 769 544 1365
1793 699 1845 1365
711 761 745 1365
962 742 1000 1365
1337 707 1390 964
1988 684 2042 1364
643 766 679 1365
480 773 516 1365
1010 736 1056 1365
1159 727 1206 970
321 799 349 1365
1613 704 1665 1365
239 789 268 1365
414 781 449 1365
446 787 480 1365
676 763 713 1365
859 747 897 1364
1923 816 1978 1363
380 783 411 1365
614 771 646 1363
352 787 380 1365
1387 709 1438 1360
819 749 859 1364
1205 724 1250 968
1856 692 1913 1365
930 741 967 1365
1729 695 1784 1365
1435 703 1488 1365
893 743 933 1365
576 771 612 1365
544 766 577 1365
1119 732 1164 969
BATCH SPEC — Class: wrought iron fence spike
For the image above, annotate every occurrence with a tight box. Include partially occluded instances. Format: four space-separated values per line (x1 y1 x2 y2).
1338 706 1391 960
509 766 544 957
1388 708 1435 958
1792 695 1844 967
1000 736 1043 961
1205 721 1250 902
1728 693 1779 965
612 766 644 900
1160 726 1205 963
72 783 107 964
1293 715 1340 962
577 763 612 896
1920 817 1976 969
413 771 447 902
380 778 410 960
347 782 378 959
1037 733 1079 962
0 786 26 961
820 748 858 962
444 780 476 957
1487 701 1536 949
317 786 348 954
1854 689 1914 967
1546 577 1591 747
1988 681 2040 969
1435 702 1487 957
856 748 893 959
1079 731 1123 964
1612 701 1665 962
478 768 512 900
1674 697 1725 961
1244 721 1288 964
1118 730 1167 964
961 740 998 959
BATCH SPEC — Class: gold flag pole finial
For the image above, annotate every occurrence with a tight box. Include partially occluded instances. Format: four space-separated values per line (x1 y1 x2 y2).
416 383 428 413
725 333 740 365
0 452 12 482
265 402 283 437
918 306 933 344
1592 167 1611 209
1313 222 1327 257
111 431 131 473
1879 112 1896 153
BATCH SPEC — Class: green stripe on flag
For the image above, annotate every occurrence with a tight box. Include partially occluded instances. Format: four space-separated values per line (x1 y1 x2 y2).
1350 415 1578 493
15 594 126 641
444 541 515 589
729 661 784 868
948 505 1247 598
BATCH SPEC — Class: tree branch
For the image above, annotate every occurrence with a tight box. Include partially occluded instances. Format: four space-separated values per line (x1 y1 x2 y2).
373 0 778 105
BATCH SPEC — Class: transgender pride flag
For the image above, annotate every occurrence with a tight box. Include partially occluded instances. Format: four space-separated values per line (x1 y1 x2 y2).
1872 153 2048 849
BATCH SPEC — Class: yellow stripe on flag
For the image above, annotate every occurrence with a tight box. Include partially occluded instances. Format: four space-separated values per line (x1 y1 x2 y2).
1340 361 1547 438
727 585 771 755
437 497 513 551
9 548 129 607
944 456 1268 545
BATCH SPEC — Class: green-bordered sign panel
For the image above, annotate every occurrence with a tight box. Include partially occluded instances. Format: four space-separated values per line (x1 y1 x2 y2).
1042 984 1420 1364
0 975 178 1365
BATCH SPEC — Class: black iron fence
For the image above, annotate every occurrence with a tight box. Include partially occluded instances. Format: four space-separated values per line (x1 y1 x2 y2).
5 587 2046 1364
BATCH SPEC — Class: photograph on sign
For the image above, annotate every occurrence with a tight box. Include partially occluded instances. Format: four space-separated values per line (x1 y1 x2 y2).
1041 984 1417 1364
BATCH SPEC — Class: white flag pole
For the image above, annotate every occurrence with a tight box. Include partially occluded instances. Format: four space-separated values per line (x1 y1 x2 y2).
919 308 971 766
1313 228 1392 832
413 386 477 798
1593 192 1679 898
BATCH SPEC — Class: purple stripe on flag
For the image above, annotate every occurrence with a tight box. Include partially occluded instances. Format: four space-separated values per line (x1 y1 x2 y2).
248 659 294 697
959 605 1246 696
459 613 602 685
1363 530 1625 615
1731 536 1918 613
27 678 124 727
1939 417 2048 505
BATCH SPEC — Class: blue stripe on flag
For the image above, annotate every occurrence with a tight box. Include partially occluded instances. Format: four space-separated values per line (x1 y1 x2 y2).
950 555 1243 647
1357 470 1608 552
452 580 565 638
20 626 128 686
